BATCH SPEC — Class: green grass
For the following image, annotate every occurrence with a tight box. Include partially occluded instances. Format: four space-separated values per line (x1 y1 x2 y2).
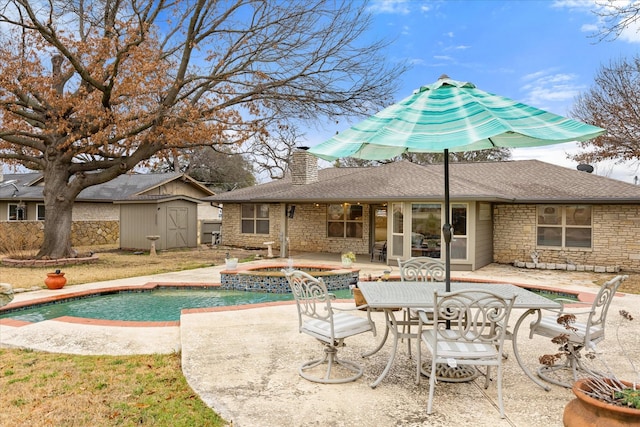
0 349 227 426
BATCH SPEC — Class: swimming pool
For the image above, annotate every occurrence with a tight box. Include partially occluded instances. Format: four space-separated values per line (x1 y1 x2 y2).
0 287 354 323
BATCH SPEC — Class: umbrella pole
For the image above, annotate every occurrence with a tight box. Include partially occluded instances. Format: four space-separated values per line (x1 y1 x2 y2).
443 149 452 292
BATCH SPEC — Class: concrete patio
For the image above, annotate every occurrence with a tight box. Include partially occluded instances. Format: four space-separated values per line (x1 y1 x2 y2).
1 254 638 426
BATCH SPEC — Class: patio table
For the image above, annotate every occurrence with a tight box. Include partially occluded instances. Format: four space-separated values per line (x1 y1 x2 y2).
357 281 561 390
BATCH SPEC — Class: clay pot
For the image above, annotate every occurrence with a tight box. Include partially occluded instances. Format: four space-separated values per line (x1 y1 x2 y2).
44 272 67 290
563 378 640 427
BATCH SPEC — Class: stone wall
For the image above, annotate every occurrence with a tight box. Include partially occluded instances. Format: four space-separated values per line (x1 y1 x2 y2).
493 204 640 272
0 220 119 251
221 203 370 257
221 204 284 249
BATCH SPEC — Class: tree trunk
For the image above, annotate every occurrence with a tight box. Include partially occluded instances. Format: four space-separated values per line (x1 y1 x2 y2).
36 167 76 259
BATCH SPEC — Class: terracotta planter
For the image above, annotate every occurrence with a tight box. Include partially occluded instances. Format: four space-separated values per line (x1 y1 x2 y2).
563 378 640 427
44 272 67 290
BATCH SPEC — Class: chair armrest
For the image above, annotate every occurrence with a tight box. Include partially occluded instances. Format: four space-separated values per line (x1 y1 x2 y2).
544 298 591 315
417 310 432 324
333 304 368 312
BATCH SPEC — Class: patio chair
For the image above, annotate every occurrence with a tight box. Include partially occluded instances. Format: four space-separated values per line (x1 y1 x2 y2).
529 274 628 388
283 270 377 384
415 289 515 418
371 241 387 262
397 256 446 356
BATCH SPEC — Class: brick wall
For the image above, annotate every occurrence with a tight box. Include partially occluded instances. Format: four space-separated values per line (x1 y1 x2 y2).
493 204 640 272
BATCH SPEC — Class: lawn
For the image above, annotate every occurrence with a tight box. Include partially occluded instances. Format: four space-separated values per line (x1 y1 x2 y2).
0 349 226 426
0 245 261 290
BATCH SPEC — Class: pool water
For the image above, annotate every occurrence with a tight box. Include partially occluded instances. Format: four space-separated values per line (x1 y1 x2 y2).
0 288 354 323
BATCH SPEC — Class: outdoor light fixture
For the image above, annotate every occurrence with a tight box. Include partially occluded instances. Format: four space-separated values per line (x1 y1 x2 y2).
287 205 296 219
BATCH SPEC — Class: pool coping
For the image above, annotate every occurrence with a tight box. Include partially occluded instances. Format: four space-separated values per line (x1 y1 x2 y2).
0 278 600 328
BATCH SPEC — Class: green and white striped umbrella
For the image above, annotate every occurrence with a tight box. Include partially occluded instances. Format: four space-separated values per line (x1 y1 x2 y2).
309 75 604 161
308 75 605 288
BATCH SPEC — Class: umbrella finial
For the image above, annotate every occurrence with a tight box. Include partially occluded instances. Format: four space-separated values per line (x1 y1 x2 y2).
438 74 450 80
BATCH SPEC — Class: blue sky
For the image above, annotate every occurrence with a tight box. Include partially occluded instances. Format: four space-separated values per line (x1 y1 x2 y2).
307 0 640 183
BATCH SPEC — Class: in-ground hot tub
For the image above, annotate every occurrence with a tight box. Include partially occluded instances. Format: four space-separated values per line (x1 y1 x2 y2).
220 263 359 293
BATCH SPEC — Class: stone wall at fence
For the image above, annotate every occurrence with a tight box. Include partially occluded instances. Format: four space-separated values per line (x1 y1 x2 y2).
0 220 119 251
493 204 640 272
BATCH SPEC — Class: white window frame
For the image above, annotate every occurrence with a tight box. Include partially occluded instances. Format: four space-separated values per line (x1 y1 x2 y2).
8 203 26 221
536 205 592 249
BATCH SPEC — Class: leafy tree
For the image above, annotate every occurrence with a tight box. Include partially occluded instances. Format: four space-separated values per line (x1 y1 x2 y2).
570 57 640 166
0 0 405 258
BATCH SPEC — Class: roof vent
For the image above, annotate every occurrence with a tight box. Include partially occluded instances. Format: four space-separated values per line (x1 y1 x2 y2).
577 164 594 173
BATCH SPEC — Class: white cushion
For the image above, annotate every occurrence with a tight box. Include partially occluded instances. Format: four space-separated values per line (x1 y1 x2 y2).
422 329 498 359
302 312 373 340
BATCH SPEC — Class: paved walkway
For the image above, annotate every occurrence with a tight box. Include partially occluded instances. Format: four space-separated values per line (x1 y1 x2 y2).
1 254 638 426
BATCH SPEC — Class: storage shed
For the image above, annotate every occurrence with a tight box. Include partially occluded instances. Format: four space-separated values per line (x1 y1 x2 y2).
117 195 201 251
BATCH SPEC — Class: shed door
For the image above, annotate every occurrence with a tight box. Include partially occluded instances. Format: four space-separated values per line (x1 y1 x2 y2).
167 207 189 248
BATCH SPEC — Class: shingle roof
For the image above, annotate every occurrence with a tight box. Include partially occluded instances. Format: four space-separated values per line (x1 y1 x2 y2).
206 160 640 204
0 172 213 201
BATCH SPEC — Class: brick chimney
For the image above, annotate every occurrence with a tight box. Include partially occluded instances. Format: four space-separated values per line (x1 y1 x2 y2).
291 147 318 185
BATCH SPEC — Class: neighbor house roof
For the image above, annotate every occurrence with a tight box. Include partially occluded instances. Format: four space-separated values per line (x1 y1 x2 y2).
0 172 214 201
206 160 640 204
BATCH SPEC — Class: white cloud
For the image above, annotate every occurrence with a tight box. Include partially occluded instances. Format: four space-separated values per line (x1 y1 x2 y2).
368 0 411 15
520 71 585 113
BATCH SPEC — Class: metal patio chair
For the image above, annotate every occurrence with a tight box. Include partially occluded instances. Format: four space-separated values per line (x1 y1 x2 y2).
397 256 446 356
529 274 628 388
416 289 515 418
284 270 376 384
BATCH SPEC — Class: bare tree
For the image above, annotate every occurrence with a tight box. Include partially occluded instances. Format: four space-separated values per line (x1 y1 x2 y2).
591 1 640 42
242 124 302 180
0 0 406 258
333 148 512 168
570 57 640 166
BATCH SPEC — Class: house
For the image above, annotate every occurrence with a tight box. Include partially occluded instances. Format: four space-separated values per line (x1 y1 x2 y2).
0 172 218 250
206 149 640 273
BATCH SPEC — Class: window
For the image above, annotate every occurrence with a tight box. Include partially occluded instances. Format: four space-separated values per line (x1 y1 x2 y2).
451 204 468 260
8 203 26 221
411 203 441 258
37 204 45 221
327 204 363 238
391 203 404 257
241 204 269 234
537 205 592 248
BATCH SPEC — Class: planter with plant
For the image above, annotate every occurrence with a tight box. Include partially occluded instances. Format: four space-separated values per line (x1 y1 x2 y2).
224 252 238 270
341 251 356 267
539 309 640 426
